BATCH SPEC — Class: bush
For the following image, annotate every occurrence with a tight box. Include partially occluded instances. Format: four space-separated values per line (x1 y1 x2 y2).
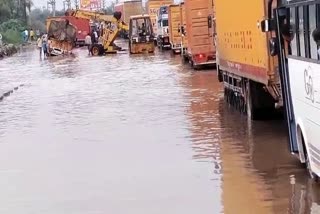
2 29 22 44
0 19 25 44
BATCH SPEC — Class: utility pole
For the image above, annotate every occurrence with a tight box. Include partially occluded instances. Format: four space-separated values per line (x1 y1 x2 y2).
47 0 56 16
63 0 72 11
74 0 79 9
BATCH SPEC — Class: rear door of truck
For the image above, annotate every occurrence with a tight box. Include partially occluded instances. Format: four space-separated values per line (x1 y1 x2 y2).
185 0 215 61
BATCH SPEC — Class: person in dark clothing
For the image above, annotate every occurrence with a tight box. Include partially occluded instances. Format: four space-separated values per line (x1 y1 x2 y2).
312 28 320 57
280 20 293 55
91 30 96 44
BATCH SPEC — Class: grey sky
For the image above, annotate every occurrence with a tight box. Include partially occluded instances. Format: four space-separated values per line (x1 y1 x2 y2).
32 0 116 10
32 0 64 10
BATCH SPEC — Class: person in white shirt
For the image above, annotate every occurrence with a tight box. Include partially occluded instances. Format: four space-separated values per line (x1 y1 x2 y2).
37 36 43 57
85 33 92 55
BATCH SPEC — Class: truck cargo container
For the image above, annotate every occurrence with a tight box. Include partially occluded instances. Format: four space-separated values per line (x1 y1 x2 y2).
179 2 188 60
215 0 281 120
114 0 143 38
185 0 215 68
46 16 90 46
146 0 173 41
168 4 181 53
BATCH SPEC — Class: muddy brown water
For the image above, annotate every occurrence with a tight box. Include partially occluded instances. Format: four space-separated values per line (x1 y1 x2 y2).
0 41 319 213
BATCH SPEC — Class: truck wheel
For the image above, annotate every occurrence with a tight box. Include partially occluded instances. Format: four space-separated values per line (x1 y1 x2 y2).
91 44 101 56
217 66 223 82
245 80 257 120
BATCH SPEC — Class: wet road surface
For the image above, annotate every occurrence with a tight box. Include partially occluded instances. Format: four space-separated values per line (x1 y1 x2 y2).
0 42 320 213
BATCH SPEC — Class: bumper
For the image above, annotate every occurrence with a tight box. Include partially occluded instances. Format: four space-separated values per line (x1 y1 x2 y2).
193 60 216 66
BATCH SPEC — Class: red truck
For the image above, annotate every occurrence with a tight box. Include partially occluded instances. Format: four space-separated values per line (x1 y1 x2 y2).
46 16 90 46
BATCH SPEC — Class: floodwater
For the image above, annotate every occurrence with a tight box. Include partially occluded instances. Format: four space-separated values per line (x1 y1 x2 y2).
0 41 320 214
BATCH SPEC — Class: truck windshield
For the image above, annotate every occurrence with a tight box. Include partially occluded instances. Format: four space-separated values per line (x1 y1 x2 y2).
162 20 168 27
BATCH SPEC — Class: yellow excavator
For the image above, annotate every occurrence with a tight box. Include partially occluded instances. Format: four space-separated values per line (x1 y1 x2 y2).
65 9 129 55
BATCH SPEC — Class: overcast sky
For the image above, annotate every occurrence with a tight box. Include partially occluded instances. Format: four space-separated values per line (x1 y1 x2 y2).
32 0 117 10
32 0 64 10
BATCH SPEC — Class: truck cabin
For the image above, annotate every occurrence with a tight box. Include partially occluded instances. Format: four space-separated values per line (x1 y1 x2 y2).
157 6 169 29
130 16 154 42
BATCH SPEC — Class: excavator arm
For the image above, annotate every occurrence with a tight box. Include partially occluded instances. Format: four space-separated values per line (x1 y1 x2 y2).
66 9 128 31
67 10 117 23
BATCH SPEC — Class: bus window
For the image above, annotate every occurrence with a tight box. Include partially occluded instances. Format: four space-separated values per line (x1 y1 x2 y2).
299 6 306 57
310 5 318 59
290 8 298 56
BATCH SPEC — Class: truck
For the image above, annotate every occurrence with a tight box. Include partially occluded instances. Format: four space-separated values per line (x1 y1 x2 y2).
168 4 181 53
179 2 188 60
146 0 173 43
114 0 143 38
185 0 216 69
46 16 90 47
128 15 155 54
215 0 281 120
156 5 170 49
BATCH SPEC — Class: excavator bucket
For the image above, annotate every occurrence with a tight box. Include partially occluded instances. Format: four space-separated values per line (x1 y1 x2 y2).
113 11 122 21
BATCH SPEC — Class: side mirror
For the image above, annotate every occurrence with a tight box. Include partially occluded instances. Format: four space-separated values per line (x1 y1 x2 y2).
269 38 278 56
261 19 275 32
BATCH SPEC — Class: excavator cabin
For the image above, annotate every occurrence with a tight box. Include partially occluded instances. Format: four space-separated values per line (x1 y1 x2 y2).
129 15 155 54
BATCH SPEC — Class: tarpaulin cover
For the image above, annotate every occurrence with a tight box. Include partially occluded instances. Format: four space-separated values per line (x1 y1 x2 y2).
48 20 77 42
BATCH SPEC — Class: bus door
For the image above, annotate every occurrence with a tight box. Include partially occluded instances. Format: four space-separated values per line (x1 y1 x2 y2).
274 7 299 153
261 6 299 153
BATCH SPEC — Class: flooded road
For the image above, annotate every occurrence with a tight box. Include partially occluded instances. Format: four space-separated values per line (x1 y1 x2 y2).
0 42 320 213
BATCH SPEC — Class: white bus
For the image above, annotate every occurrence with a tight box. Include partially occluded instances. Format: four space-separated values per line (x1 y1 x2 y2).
263 0 320 179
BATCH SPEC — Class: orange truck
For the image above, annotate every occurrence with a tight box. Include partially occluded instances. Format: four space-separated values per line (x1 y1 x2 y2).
168 4 181 53
146 0 173 42
185 0 215 68
179 2 188 60
215 0 281 120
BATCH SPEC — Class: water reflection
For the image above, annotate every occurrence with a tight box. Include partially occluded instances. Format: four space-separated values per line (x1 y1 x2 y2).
0 45 320 213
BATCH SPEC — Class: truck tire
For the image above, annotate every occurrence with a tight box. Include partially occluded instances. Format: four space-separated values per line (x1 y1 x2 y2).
245 80 275 120
91 44 103 56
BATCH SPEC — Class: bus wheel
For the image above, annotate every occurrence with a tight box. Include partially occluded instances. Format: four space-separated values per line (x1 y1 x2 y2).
302 134 319 181
91 44 101 56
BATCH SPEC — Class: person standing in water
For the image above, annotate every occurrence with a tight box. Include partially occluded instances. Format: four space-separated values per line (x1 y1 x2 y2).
37 35 43 57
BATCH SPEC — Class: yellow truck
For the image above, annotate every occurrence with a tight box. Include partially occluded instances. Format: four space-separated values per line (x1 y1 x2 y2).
146 0 173 42
215 0 280 120
168 4 181 54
